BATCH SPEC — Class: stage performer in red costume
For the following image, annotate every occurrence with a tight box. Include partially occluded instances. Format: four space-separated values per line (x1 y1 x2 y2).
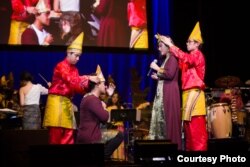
160 22 208 151
43 32 99 144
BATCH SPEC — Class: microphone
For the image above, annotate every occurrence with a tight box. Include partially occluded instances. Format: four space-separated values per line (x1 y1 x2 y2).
147 59 158 76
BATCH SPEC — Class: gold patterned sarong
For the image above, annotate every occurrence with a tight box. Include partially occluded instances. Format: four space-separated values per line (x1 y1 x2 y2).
182 89 206 121
43 94 76 129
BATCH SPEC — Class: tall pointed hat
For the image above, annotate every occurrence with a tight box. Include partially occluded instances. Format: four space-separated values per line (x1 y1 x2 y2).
96 65 105 82
36 0 50 13
67 32 84 54
188 21 203 43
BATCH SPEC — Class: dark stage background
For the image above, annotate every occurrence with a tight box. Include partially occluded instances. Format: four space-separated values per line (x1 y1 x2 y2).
0 0 249 107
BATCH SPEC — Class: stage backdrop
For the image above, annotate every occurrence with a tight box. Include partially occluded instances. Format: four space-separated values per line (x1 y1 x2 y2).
1 0 249 107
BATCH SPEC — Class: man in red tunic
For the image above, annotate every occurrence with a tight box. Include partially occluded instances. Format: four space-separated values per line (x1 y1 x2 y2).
43 32 99 144
160 22 208 151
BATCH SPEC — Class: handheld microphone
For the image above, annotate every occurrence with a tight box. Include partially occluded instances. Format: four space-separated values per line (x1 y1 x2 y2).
147 59 158 76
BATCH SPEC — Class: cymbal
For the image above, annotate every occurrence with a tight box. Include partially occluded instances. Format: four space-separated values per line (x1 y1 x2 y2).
215 76 241 88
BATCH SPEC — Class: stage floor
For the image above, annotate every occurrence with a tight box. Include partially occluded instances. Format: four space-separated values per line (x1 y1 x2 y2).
0 129 249 167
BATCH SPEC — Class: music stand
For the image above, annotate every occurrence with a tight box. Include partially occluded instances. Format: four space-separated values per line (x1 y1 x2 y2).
110 109 136 122
110 109 137 161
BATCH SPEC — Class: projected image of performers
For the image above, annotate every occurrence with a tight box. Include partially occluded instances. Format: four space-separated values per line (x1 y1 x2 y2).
0 0 149 50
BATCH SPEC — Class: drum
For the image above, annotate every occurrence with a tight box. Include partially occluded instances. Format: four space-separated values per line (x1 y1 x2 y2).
207 103 232 138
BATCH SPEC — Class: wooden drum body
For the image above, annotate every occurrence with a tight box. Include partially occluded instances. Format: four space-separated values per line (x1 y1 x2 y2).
207 103 232 138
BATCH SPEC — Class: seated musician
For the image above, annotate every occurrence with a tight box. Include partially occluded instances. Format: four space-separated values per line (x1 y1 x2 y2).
220 89 244 110
106 91 125 160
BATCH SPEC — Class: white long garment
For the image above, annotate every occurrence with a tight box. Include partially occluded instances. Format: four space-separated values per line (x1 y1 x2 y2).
31 24 49 45
59 0 80 12
24 84 48 105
